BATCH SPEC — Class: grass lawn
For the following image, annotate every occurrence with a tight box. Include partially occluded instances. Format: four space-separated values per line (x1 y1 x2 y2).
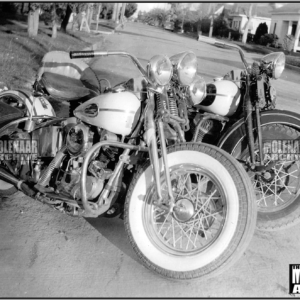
0 14 105 90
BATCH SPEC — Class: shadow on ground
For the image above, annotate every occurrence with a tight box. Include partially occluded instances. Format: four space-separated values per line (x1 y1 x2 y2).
86 217 140 263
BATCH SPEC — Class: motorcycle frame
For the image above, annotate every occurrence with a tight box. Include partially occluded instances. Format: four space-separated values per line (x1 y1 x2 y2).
79 92 177 217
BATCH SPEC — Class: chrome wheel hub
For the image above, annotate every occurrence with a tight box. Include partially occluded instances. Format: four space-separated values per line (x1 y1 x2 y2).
173 198 195 222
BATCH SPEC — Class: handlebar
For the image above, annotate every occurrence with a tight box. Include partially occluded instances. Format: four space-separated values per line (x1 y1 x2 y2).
70 50 149 82
201 38 250 74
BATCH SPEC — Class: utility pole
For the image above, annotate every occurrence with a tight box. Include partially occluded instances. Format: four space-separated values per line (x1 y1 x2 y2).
120 3 126 28
112 3 118 22
116 3 122 24
208 3 215 38
96 3 102 31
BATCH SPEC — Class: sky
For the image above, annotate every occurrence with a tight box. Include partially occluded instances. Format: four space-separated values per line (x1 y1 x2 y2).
132 2 170 17
131 2 289 18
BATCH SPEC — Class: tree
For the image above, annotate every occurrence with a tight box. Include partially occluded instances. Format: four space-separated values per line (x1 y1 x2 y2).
27 3 40 37
241 3 257 44
39 3 63 38
254 22 268 44
100 3 114 19
143 8 168 27
60 4 73 33
125 3 137 18
208 3 216 38
50 4 58 38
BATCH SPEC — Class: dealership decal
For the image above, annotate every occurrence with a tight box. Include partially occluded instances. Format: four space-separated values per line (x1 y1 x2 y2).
263 139 300 161
0 139 38 162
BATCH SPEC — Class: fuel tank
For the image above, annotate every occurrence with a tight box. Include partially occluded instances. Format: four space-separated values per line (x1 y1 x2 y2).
195 80 241 117
74 91 141 136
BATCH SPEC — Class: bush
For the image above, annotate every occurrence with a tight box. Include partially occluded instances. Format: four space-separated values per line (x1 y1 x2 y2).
259 33 278 46
200 18 211 34
247 33 254 43
0 3 19 14
174 19 182 30
183 20 197 32
230 29 241 41
218 27 230 38
283 34 295 53
254 22 268 44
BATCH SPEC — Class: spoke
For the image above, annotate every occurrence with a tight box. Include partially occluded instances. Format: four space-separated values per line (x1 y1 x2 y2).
186 217 197 250
154 209 167 220
158 210 171 234
174 219 198 248
150 168 227 253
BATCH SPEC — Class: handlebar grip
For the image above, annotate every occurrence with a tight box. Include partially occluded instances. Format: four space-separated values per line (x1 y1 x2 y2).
70 51 95 59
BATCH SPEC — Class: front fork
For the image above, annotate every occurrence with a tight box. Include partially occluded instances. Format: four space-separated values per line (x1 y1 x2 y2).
143 94 175 210
244 74 265 169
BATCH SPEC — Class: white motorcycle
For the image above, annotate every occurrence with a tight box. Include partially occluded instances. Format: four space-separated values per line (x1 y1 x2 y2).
0 49 256 280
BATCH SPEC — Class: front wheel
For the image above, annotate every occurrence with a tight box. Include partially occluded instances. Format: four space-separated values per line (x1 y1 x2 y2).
124 143 256 280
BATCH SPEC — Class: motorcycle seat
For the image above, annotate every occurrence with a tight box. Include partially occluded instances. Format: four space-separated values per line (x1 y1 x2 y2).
40 72 98 101
0 101 25 126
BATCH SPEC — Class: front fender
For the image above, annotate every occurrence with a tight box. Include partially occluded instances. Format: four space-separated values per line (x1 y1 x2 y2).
217 109 300 155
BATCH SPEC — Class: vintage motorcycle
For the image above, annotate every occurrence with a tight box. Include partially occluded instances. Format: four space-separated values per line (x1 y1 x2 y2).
180 39 300 231
0 49 256 280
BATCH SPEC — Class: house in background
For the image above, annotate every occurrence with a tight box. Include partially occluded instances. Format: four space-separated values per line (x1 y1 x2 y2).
210 3 272 37
270 3 300 52
229 14 271 35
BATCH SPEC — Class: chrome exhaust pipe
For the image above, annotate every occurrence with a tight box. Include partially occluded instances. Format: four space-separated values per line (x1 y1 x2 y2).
0 167 36 197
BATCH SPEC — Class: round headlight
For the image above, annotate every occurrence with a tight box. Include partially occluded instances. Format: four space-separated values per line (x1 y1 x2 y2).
147 55 173 86
170 51 197 86
261 52 285 79
187 75 206 106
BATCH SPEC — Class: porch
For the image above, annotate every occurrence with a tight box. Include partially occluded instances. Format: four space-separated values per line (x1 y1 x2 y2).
270 4 300 52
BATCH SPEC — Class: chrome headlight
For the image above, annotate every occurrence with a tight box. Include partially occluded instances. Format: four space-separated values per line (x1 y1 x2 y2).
66 123 93 156
147 55 173 86
260 52 285 79
170 51 197 86
187 75 206 106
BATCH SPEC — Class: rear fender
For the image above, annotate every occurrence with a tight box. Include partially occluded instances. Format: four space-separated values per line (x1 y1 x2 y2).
0 89 55 117
217 109 300 156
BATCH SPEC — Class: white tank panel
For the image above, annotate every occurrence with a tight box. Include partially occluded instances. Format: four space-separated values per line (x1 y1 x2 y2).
74 91 141 136
196 80 241 117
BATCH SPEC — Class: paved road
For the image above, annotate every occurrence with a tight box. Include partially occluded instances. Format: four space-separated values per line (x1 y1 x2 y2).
1 22 300 298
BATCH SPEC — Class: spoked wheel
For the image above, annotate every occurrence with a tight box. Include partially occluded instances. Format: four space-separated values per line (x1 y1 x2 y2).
234 124 300 231
124 143 256 280
145 166 226 253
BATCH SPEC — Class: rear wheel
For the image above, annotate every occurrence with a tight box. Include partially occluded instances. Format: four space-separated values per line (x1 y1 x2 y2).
124 143 256 280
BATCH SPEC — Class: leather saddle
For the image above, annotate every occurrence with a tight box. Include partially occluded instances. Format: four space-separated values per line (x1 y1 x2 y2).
0 100 25 126
38 72 99 102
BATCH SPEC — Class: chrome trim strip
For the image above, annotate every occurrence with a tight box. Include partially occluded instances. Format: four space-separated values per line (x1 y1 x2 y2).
98 108 136 114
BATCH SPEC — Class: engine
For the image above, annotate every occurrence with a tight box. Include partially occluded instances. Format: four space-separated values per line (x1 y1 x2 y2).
54 124 120 204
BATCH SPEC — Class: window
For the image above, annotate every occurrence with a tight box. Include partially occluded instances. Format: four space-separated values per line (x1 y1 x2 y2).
232 20 240 30
292 22 297 37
